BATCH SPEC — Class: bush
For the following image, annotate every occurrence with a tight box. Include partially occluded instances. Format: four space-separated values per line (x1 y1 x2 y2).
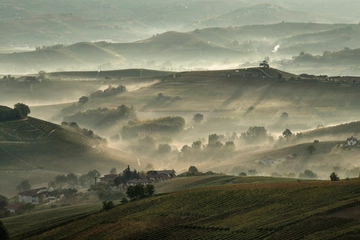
102 201 115 210
330 172 340 181
239 172 247 177
121 197 129 204
299 169 318 179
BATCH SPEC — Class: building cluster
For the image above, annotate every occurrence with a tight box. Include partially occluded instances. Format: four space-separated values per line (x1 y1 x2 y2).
100 169 176 187
299 74 360 84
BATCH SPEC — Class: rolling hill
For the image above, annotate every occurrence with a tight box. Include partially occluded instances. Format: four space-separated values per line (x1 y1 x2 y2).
0 116 136 197
4 176 360 239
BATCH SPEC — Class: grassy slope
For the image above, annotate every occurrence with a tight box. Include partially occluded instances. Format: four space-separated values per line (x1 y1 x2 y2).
0 117 135 197
6 176 360 240
94 67 360 125
2 203 101 240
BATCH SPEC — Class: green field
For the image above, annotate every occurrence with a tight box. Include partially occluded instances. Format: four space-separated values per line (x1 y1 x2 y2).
3 176 360 240
2 203 101 240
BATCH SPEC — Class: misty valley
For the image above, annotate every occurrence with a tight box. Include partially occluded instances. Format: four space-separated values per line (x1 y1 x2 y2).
2 1 360 240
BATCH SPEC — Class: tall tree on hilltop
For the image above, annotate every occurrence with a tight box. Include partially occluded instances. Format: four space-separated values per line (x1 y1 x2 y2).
14 103 30 118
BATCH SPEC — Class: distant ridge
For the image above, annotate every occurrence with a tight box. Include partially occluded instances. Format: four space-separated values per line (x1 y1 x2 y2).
48 68 174 79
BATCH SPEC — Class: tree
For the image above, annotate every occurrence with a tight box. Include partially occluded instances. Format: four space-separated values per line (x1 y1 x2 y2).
110 168 117 174
280 112 289 120
241 126 268 144
330 172 340 181
158 144 171 154
78 96 89 104
307 145 316 154
299 169 318 179
54 175 68 188
0 220 10 240
66 173 78 188
191 141 202 152
14 103 30 118
145 184 155 196
16 179 31 193
0 195 8 210
208 134 220 146
225 141 236 151
282 129 292 140
126 184 155 200
259 60 269 68
248 169 257 176
188 166 199 174
239 172 247 177
102 201 114 210
193 113 204 124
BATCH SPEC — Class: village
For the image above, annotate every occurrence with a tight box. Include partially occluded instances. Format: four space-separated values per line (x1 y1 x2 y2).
3 168 177 215
3 135 359 215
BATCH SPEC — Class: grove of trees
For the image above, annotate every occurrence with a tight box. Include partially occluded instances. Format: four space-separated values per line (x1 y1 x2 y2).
0 103 30 122
121 116 185 139
126 184 155 201
90 85 127 98
63 105 136 129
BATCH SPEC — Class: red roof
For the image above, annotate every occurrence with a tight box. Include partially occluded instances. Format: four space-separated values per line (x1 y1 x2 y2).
5 203 22 211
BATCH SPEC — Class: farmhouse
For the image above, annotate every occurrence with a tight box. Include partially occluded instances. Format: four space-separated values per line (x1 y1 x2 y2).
4 203 21 213
18 187 48 205
146 169 176 181
99 174 117 184
346 136 358 146
16 76 39 83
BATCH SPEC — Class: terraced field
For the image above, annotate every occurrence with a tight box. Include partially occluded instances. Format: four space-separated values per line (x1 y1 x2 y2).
6 177 360 240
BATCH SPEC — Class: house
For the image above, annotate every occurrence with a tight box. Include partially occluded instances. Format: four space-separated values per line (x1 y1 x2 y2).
16 76 39 83
146 169 176 181
18 187 47 205
5 203 22 213
99 174 117 184
346 136 358 146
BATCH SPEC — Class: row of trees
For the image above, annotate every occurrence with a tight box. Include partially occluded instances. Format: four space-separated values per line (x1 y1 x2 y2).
61 121 107 144
180 134 236 161
48 170 101 190
90 85 127 98
63 105 136 129
121 116 185 139
126 184 155 201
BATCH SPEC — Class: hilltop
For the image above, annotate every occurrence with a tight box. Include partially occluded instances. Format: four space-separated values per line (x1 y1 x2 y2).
4 177 360 239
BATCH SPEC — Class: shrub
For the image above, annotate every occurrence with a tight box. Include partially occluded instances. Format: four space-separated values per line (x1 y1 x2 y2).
102 201 115 210
330 172 340 181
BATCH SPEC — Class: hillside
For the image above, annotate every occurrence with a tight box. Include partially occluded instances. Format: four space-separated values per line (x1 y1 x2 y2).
5 177 360 239
190 3 345 29
0 116 136 197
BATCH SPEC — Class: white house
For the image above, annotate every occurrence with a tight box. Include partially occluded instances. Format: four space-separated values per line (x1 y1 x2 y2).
346 136 358 146
18 187 48 205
